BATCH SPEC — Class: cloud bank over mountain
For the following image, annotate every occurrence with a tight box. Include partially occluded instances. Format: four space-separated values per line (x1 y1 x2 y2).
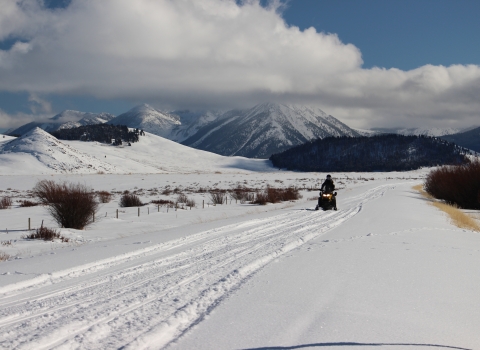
0 0 479 129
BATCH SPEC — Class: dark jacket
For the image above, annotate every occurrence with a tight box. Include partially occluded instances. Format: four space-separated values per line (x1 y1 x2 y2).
321 179 335 193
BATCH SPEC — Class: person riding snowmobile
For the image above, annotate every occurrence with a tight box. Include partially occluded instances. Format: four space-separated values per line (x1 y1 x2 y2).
321 174 335 193
317 174 337 210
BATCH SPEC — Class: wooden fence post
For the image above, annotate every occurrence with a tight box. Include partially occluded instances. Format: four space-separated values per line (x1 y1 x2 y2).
138 207 140 217
28 218 31 230
116 209 118 219
203 200 204 209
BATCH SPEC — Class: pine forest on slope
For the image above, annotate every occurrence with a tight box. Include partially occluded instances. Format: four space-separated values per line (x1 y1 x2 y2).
269 134 471 172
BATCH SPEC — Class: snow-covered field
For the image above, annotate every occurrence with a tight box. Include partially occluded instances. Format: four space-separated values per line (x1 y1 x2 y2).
0 132 479 349
0 170 479 350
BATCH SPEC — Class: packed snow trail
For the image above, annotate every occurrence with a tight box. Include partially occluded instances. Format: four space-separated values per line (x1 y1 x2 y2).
0 184 394 349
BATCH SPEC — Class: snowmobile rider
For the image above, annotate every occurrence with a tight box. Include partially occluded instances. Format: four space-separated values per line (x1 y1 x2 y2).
319 174 337 210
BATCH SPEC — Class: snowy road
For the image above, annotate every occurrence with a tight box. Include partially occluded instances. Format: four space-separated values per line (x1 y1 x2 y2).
0 184 395 349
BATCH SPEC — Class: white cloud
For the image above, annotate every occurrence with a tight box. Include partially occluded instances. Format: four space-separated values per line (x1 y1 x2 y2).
0 0 479 128
0 108 51 129
28 93 52 114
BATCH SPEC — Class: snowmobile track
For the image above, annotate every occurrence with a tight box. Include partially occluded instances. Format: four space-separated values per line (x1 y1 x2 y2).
0 184 396 350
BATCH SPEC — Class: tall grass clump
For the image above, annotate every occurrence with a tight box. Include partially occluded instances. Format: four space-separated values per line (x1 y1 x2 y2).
119 193 143 207
425 160 480 209
0 196 12 209
33 180 98 230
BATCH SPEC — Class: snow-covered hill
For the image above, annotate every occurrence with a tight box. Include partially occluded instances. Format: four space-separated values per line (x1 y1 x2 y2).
0 128 273 175
8 110 115 136
182 102 360 158
0 128 116 174
66 131 273 174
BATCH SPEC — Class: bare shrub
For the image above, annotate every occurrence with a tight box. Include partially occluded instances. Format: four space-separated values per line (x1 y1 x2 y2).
97 191 112 203
19 200 38 207
253 187 301 205
176 193 188 203
186 198 196 208
230 186 255 204
253 192 268 205
23 226 70 242
425 160 480 209
0 196 12 209
0 251 10 262
119 193 143 207
209 191 225 205
161 188 172 195
151 199 175 207
280 187 302 201
33 180 98 230
1 240 12 246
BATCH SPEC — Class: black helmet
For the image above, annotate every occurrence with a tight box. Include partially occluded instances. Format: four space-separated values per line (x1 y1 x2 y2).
326 174 331 179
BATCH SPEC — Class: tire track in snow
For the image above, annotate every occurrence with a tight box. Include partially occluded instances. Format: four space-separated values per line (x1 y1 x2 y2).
0 184 395 350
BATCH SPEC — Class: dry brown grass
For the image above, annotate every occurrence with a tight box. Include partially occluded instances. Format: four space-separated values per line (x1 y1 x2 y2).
413 184 480 232
431 202 480 232
412 184 433 199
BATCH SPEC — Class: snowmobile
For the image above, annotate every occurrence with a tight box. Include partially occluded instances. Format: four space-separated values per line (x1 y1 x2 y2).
315 190 337 211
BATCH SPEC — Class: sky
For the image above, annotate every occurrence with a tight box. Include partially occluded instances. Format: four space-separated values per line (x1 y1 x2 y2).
0 0 479 131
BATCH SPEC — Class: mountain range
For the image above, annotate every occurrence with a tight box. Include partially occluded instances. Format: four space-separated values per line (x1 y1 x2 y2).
5 103 479 158
8 110 115 136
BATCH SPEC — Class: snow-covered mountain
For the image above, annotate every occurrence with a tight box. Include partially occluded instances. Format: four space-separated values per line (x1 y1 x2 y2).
168 110 221 142
57 112 115 130
182 102 360 158
0 128 116 174
106 105 222 142
107 104 181 138
352 128 382 137
0 128 272 175
440 126 480 153
8 110 115 136
370 127 460 137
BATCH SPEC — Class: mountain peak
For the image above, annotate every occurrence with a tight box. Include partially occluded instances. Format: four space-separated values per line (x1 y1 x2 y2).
128 103 158 113
108 104 180 138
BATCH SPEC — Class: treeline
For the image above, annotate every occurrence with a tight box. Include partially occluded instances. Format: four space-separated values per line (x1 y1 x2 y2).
51 124 143 144
269 134 470 172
